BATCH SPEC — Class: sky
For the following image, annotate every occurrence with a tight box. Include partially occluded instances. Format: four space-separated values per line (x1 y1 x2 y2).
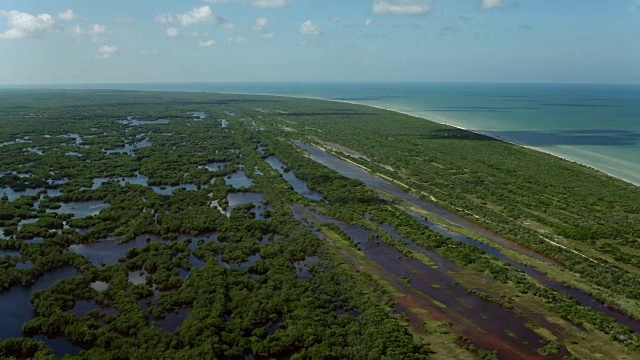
0 0 639 84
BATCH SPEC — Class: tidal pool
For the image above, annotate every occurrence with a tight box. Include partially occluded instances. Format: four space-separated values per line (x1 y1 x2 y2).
104 137 151 156
117 117 170 126
187 111 208 120
292 205 569 359
227 192 271 220
156 308 190 333
225 171 253 189
91 172 149 189
199 162 228 172
47 201 109 218
0 266 82 340
264 156 324 201
68 234 170 267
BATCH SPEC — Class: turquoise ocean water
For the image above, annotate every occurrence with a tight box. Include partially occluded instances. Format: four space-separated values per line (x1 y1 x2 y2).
8 82 640 185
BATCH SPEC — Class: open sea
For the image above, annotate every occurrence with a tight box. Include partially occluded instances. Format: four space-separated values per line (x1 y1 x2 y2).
7 82 640 185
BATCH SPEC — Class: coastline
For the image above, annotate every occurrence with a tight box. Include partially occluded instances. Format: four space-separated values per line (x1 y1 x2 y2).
205 89 640 187
5 85 636 187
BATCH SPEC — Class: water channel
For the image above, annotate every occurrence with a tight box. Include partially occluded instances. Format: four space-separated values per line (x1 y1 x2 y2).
294 141 640 332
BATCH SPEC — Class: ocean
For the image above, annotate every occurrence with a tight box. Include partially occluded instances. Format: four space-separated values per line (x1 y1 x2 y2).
6 82 640 185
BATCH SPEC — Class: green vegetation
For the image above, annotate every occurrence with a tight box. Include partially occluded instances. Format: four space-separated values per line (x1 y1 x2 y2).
0 89 638 359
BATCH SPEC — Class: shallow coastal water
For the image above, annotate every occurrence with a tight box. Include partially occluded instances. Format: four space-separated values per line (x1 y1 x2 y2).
71 82 639 185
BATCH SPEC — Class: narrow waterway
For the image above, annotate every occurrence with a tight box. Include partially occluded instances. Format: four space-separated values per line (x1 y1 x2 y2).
294 141 640 333
293 205 569 359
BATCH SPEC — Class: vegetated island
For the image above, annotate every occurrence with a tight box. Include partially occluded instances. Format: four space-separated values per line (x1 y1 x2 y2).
0 89 639 360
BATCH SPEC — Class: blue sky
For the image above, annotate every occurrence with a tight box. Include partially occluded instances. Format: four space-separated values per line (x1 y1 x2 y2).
0 0 638 84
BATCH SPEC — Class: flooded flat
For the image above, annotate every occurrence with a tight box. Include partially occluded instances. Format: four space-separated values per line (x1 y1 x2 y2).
225 171 254 189
295 141 640 334
293 256 319 279
292 205 568 359
1 187 42 202
264 156 324 201
105 138 151 156
69 300 118 317
117 118 169 126
0 249 21 257
68 234 170 267
92 172 149 189
47 201 109 218
0 266 82 340
187 111 208 120
156 308 190 333
151 183 199 196
35 335 81 359
199 162 228 172
128 270 150 285
295 141 552 264
227 192 270 220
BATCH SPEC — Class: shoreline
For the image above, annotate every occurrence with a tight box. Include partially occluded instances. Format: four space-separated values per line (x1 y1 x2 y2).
5 86 637 187
205 89 640 187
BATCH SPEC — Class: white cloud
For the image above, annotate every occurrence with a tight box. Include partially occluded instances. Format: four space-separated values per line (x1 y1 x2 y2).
252 0 293 8
364 18 372 26
156 6 226 31
262 32 275 39
482 0 503 9
0 10 57 39
298 20 321 36
88 24 107 42
140 49 158 55
166 26 180 37
58 9 77 21
372 0 430 15
252 17 268 32
97 45 118 59
70 24 83 39
228 36 245 43
176 6 222 26
89 24 106 35
203 0 293 8
155 14 174 24
199 39 216 47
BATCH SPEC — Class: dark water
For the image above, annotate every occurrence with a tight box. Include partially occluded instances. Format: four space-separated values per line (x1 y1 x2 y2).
293 205 568 359
227 192 270 220
199 162 228 172
151 183 199 195
156 308 190 333
117 118 169 126
47 200 109 218
187 111 208 120
293 256 319 279
295 141 640 333
68 234 170 267
295 141 550 262
0 266 82 339
225 171 254 189
104 137 151 156
69 300 118 318
263 156 324 201
91 172 149 189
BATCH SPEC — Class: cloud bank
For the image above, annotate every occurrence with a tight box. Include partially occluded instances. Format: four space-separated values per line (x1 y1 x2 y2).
97 45 118 59
203 0 293 8
0 10 57 39
299 20 321 35
482 0 503 9
372 0 430 15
